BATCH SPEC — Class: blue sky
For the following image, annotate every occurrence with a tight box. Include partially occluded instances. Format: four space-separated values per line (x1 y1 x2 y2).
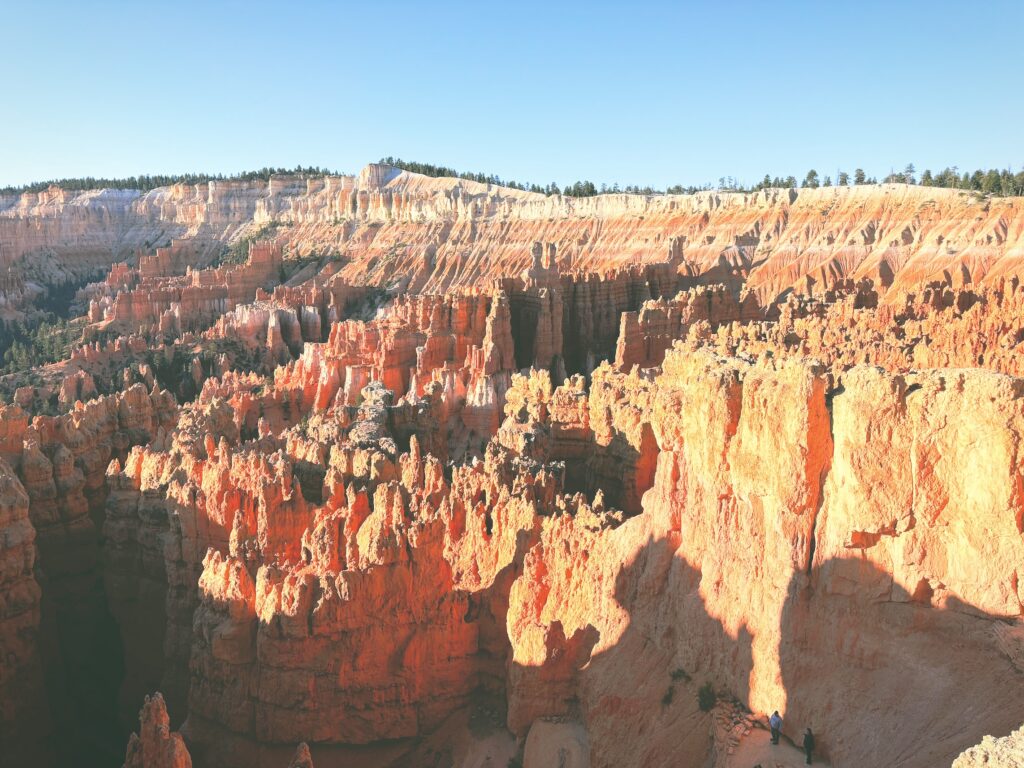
3 1 1022 189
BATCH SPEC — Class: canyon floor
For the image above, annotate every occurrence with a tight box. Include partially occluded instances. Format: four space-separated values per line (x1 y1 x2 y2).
1 164 1023 767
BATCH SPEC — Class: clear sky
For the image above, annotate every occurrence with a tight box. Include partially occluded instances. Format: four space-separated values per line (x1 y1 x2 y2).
3 1 1023 189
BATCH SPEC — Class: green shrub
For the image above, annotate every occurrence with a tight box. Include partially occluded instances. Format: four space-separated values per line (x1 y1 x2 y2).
698 682 716 712
671 667 691 682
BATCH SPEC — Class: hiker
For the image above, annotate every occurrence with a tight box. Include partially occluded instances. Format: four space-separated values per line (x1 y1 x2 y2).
768 710 782 745
803 727 815 765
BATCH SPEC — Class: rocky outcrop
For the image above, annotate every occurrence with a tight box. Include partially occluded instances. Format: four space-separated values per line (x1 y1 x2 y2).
953 725 1024 767
87 242 283 332
6 169 1024 303
502 348 1024 767
89 336 1024 768
0 457 51 763
227 174 1024 298
0 385 178 765
7 164 1024 768
660 276 1024 378
125 411 546 763
0 187 146 272
614 284 763 370
123 694 192 768
0 267 42 321
122 692 320 768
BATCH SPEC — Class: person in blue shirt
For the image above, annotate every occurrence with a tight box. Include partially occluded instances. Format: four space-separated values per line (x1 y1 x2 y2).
769 711 782 745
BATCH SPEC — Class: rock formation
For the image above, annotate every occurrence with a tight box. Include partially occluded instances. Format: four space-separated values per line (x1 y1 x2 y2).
0 457 51 763
122 693 322 768
0 386 177 765
123 694 192 768
2 165 1023 768
954 726 1024 768
5 166 1024 299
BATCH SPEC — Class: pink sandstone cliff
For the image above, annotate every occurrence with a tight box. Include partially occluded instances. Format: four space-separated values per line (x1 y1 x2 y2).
1 166 1024 768
83 341 1024 767
4 166 1024 299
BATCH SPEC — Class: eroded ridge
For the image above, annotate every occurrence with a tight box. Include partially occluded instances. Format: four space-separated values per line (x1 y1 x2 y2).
1 166 1023 768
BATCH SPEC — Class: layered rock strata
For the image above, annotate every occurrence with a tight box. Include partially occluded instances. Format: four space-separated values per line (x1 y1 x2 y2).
503 349 1024 767
3 167 1024 768
91 339 1024 768
6 167 1024 301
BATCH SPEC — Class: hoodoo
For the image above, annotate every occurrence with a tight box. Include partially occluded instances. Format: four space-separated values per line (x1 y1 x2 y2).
2 165 1024 768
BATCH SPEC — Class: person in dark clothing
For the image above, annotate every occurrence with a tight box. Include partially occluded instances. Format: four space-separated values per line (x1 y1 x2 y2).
768 711 782 744
803 728 815 765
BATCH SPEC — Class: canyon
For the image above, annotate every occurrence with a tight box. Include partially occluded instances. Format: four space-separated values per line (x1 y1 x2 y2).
1 164 1023 768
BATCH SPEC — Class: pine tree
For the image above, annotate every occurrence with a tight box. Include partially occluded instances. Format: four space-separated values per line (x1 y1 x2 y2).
982 169 1001 194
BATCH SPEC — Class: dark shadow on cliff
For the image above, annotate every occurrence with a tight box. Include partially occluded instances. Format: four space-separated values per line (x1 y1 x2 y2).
508 533 756 767
581 424 658 516
37 545 129 768
779 556 1024 767
689 253 752 296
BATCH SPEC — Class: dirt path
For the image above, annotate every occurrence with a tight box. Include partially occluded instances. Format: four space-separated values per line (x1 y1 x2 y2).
727 727 830 768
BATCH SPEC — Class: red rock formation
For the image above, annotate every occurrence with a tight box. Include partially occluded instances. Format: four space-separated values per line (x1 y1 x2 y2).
614 284 763 370
58 368 98 406
0 457 51 763
122 691 320 768
123 694 192 768
651 276 1024 378
7 165 1024 768
89 324 1019 768
0 385 178 765
8 168 1024 303
503 348 1024 767
86 241 283 333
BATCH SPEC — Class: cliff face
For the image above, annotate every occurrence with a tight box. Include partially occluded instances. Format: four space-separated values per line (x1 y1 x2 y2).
504 350 1024 767
0 188 144 270
5 167 1024 301
85 343 1024 768
0 387 178 766
0 179 269 271
0 457 51 763
2 166 1024 768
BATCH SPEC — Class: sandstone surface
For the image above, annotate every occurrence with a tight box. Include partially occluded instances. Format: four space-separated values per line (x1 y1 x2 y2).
2 165 1023 768
5 167 1024 302
953 726 1024 768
